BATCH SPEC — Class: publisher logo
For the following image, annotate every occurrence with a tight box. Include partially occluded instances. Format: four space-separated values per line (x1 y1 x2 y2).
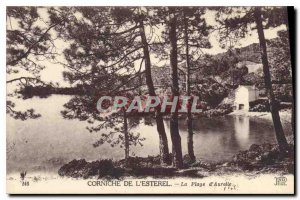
274 176 287 186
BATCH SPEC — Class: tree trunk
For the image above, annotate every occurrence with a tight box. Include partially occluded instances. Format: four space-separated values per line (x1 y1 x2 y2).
254 7 289 152
139 20 170 165
286 7 295 137
168 9 183 168
183 14 196 162
138 72 143 95
123 110 129 160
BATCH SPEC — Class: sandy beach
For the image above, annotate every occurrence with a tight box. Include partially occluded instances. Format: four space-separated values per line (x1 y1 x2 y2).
228 109 292 124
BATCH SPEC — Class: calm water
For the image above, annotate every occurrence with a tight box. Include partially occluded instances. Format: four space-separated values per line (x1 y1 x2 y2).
6 95 292 174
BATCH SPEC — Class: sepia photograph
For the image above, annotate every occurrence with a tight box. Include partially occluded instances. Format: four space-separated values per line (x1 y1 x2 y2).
6 5 295 194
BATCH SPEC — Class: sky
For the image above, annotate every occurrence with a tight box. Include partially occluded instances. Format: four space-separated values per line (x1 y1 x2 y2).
7 8 287 87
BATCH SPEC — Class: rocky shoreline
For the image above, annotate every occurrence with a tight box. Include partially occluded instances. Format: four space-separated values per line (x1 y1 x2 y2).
58 142 294 179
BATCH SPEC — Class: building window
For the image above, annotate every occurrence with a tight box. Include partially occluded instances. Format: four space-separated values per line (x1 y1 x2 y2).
239 104 244 110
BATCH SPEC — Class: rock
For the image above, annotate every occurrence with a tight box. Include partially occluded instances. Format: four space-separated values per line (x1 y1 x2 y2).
183 154 196 165
58 159 87 178
259 152 271 163
230 143 294 173
261 143 273 151
247 151 259 160
58 159 117 179
249 144 262 152
83 160 114 178
191 160 216 171
175 169 205 178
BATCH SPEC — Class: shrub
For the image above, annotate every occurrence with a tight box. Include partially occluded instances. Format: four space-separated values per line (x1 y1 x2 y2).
249 99 291 112
249 99 270 112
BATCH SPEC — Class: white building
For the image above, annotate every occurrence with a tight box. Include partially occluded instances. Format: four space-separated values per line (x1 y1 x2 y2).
234 85 260 111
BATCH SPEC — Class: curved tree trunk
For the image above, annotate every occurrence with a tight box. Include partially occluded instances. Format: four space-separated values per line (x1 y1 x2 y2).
168 9 183 168
254 7 289 152
286 7 295 138
139 20 170 165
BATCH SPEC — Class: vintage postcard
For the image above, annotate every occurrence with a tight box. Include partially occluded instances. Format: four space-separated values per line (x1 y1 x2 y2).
6 6 295 194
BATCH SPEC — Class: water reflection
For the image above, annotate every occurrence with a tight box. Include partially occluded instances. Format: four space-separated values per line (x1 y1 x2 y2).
234 116 250 149
7 95 290 174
